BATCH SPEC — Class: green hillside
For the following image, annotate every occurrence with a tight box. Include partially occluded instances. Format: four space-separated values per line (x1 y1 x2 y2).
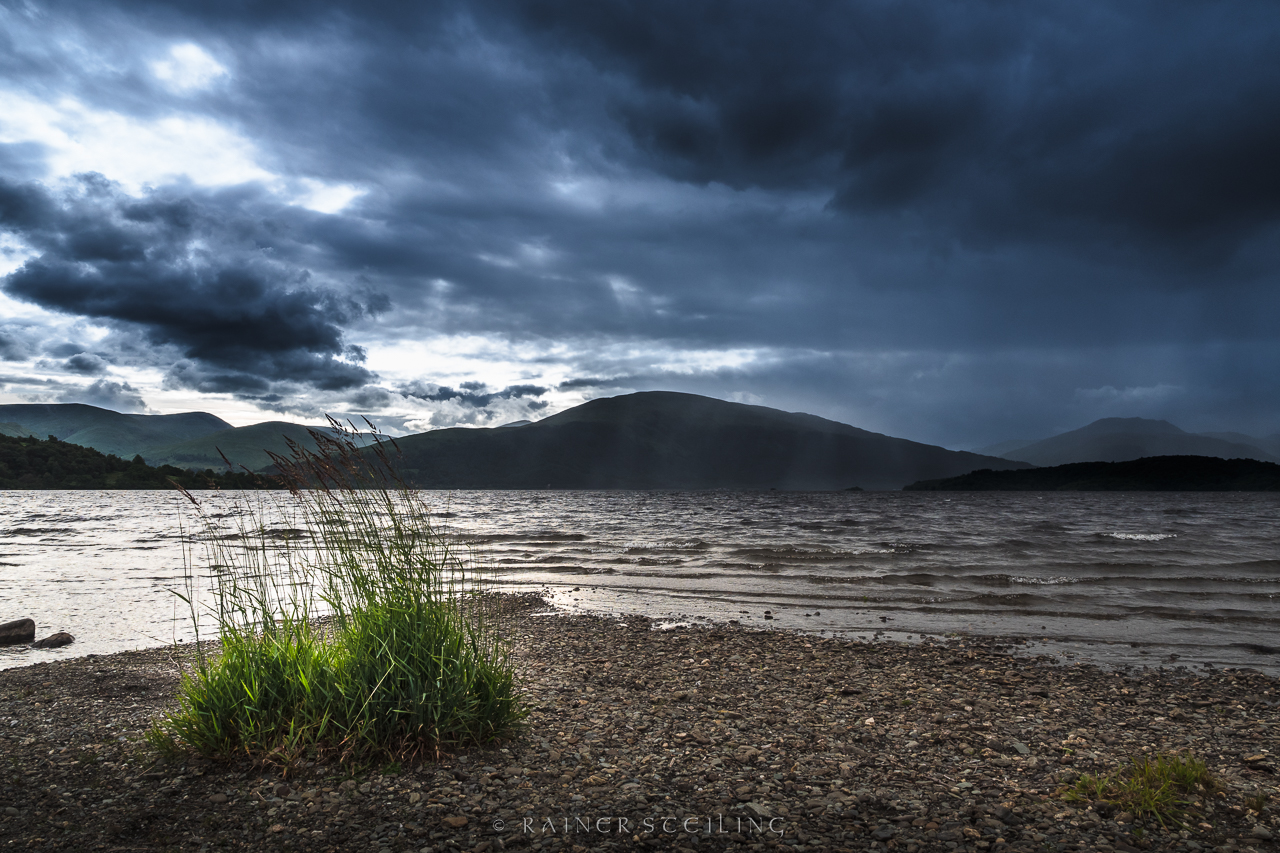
0 433 277 490
0 403 232 457
0 422 36 438
145 421 335 472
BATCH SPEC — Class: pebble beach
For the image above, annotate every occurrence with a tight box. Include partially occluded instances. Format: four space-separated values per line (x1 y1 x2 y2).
1 594 1277 852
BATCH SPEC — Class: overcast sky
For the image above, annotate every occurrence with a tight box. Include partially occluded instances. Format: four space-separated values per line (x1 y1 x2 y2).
2 0 1278 448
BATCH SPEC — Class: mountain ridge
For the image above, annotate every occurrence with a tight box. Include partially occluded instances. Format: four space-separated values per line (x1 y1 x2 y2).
145 421 339 471
981 417 1280 467
389 391 1029 490
9 397 1278 487
0 403 233 458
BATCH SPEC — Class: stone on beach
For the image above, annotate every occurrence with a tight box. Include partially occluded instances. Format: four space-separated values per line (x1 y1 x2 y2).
31 632 74 649
0 618 36 646
1 593 1278 853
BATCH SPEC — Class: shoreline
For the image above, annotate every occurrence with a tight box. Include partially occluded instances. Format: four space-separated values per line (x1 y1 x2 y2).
532 585 1280 679
1 594 1277 852
6 592 1279 679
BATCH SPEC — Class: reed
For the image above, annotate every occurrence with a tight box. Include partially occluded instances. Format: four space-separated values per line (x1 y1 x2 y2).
149 420 524 763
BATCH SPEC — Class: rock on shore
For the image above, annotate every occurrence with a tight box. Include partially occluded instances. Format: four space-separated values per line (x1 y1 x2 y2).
0 595 1276 852
31 632 75 649
0 618 35 646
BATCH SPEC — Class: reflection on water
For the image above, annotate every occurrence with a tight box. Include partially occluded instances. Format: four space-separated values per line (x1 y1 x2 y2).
1 489 1278 673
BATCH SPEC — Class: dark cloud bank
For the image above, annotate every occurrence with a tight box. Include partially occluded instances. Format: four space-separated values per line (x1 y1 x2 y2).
1 1 1278 445
0 173 383 398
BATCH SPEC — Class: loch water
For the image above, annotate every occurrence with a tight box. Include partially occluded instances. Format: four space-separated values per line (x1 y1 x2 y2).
1 489 1278 674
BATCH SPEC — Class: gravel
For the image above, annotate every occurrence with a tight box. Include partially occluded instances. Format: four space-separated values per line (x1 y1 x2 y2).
1 593 1277 852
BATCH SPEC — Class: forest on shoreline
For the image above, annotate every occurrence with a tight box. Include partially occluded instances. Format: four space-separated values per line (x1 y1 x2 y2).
0 433 276 490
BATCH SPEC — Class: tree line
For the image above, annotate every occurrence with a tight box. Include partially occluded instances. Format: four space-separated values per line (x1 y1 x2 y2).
0 433 280 490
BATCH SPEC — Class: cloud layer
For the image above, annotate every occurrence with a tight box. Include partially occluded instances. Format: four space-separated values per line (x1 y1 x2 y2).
0 0 1278 444
1 173 381 397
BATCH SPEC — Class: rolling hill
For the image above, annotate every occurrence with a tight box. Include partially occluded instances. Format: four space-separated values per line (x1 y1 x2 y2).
984 418 1280 467
144 421 339 472
0 403 382 473
389 391 1031 490
0 403 231 458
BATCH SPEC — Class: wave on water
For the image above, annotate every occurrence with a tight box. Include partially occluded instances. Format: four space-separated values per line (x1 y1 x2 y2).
618 540 708 552
986 574 1081 586
4 527 79 536
5 489 1280 674
471 530 589 543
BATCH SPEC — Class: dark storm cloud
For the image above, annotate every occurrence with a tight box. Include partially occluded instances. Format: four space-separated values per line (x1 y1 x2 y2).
498 0 1280 253
56 378 149 413
399 381 548 409
62 353 110 375
0 173 384 396
141 0 1276 349
3 0 1280 439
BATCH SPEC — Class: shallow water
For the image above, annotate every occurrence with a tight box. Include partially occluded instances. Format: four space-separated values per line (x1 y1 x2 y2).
1 489 1278 673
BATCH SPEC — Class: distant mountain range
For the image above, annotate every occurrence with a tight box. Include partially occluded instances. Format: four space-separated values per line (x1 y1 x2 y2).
0 403 337 472
6 396 1278 490
973 417 1280 467
390 391 1028 490
0 394 1030 488
0 403 232 458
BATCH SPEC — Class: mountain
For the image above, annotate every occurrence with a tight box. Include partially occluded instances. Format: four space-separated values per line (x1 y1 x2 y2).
0 403 232 458
0 403 384 472
991 417 1280 467
144 421 340 472
903 455 1280 491
1198 431 1280 459
971 438 1037 457
388 391 1030 490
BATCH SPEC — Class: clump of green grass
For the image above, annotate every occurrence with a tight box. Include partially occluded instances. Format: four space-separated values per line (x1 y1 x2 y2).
149 420 524 763
1063 751 1218 829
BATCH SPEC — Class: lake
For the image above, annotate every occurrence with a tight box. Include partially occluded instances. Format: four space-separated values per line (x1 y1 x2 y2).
2 489 1277 674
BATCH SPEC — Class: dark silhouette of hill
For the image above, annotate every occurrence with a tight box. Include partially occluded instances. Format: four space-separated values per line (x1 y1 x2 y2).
0 433 275 490
1199 431 1280 459
390 391 1030 490
971 438 1036 457
994 418 1280 467
903 456 1280 491
0 403 231 458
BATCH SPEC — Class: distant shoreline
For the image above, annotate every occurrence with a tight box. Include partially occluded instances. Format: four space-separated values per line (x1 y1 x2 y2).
904 454 1280 491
